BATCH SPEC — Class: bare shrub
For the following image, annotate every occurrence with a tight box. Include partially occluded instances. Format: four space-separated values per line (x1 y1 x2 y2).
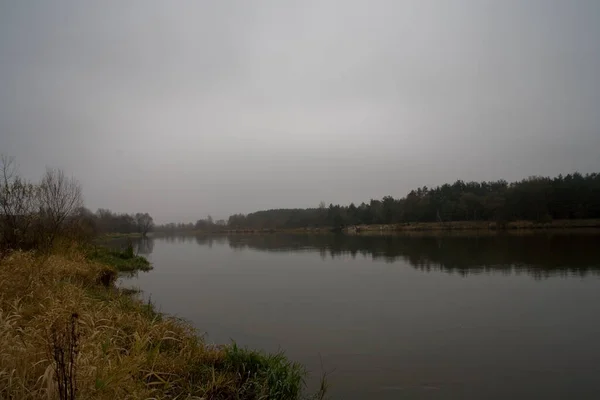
38 168 83 249
0 155 40 251
48 313 80 400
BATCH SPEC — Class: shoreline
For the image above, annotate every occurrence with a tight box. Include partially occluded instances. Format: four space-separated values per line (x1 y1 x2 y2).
346 218 600 233
146 219 600 236
0 245 324 399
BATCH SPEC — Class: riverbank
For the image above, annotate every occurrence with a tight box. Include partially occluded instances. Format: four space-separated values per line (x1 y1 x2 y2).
346 218 600 233
97 232 144 240
0 246 324 399
204 218 600 235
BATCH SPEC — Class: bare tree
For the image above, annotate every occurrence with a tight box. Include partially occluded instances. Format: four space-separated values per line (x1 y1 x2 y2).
0 156 39 250
65 207 98 242
134 212 154 237
39 168 83 247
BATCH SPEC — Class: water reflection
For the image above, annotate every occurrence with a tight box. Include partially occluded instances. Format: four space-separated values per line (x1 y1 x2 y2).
135 237 154 255
123 232 600 399
195 235 228 248
137 232 600 278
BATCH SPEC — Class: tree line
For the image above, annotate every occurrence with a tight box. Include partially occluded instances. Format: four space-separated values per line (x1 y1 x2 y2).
86 209 154 236
0 156 155 252
154 215 227 234
8 153 595 246
226 172 600 230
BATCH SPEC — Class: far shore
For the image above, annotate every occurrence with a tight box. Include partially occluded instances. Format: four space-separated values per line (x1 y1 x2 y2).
137 218 600 237
346 218 600 233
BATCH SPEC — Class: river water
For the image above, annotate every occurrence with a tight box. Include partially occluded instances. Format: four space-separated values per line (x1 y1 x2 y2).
121 232 600 399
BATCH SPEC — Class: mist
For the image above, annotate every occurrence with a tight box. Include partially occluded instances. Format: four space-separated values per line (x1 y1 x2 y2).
1 0 599 223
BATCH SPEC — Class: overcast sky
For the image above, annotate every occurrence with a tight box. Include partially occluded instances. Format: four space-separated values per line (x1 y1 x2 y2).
1 1 599 223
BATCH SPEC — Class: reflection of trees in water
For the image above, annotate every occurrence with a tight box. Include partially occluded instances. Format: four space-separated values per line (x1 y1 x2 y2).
224 233 600 278
134 234 228 251
135 237 154 255
137 233 600 278
195 235 227 248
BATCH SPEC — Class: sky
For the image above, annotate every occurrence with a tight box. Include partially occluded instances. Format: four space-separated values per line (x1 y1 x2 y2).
1 0 599 223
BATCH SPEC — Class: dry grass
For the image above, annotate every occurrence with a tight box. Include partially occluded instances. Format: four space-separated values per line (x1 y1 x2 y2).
0 250 321 399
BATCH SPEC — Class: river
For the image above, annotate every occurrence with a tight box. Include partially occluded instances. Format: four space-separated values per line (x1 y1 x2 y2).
120 232 600 399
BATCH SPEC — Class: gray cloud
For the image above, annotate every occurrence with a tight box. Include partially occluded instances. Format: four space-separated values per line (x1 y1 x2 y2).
1 0 599 223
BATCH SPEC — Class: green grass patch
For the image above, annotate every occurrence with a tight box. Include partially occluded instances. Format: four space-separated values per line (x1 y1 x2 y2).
222 343 307 399
87 244 152 273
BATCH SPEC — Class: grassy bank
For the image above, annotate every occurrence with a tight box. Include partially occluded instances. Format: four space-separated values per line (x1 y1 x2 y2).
96 232 144 241
0 247 324 399
87 244 152 273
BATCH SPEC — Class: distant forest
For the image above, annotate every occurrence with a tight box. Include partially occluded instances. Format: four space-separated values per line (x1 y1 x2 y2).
223 172 600 230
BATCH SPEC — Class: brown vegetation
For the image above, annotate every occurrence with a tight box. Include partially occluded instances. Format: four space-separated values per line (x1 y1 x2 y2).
0 156 322 399
0 249 320 399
